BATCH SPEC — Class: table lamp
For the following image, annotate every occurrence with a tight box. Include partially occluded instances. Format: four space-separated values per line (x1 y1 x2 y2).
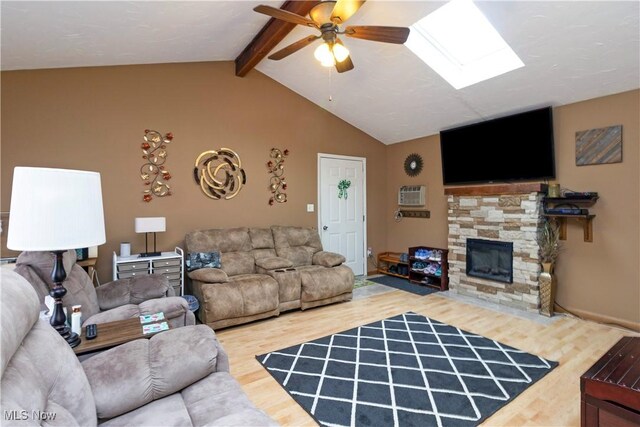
135 217 165 257
7 167 106 348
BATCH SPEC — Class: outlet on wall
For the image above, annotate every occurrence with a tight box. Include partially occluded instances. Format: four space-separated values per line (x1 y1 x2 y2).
367 247 372 257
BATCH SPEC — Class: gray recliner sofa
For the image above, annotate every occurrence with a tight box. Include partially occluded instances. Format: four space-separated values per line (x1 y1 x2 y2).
185 226 354 330
0 269 277 426
15 250 195 329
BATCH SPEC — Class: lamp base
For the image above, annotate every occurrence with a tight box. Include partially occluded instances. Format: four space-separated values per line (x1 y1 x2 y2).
49 250 81 348
54 323 81 348
139 252 161 258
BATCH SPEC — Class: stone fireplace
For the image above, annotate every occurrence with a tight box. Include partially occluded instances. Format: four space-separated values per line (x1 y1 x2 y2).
445 184 546 312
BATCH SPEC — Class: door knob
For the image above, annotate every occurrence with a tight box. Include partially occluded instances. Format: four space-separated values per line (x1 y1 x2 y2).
323 226 328 231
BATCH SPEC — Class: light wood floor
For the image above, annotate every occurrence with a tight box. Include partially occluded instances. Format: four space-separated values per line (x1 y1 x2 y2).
216 290 636 426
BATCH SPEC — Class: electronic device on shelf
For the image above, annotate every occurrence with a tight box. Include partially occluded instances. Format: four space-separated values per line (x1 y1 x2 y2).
545 207 589 215
562 192 598 199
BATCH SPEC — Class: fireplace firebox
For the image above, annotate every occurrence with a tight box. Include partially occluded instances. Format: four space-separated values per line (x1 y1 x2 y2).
466 239 513 284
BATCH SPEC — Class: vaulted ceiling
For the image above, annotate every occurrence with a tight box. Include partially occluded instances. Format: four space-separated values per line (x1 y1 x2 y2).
2 1 639 144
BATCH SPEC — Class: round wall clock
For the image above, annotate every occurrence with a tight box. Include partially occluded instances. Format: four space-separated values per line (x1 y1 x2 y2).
404 153 423 177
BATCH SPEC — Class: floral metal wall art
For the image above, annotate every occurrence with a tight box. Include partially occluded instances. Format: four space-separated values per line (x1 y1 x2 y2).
193 148 246 200
267 148 289 205
140 129 173 202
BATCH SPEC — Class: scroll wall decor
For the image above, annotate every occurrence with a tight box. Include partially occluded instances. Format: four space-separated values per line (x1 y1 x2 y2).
267 148 289 205
140 129 173 202
193 148 246 199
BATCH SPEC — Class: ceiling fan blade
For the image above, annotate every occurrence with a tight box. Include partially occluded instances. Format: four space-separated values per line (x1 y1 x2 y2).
268 35 320 60
335 55 354 73
345 26 410 44
254 5 318 28
330 0 366 24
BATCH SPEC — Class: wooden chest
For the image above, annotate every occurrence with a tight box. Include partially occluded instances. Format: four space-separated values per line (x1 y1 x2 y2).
581 336 640 426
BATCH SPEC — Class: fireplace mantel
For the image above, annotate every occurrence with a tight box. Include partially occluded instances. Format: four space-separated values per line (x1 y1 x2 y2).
444 183 547 196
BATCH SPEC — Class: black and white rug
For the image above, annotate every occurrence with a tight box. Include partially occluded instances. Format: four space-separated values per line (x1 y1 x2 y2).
257 312 557 427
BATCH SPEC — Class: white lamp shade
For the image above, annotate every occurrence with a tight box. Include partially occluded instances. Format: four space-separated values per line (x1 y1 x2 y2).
135 217 166 233
7 167 106 251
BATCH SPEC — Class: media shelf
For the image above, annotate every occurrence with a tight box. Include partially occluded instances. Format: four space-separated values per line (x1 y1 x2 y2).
377 252 409 279
408 246 448 291
543 195 599 242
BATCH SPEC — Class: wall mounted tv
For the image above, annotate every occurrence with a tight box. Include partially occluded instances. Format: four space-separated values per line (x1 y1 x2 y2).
440 106 555 185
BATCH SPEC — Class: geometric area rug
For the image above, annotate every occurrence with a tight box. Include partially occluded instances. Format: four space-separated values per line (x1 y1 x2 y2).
257 312 558 427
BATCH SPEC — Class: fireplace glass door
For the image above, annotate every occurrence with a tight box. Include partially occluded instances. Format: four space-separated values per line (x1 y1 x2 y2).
466 239 513 284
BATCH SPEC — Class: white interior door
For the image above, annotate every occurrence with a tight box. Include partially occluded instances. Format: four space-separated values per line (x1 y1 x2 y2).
318 154 366 276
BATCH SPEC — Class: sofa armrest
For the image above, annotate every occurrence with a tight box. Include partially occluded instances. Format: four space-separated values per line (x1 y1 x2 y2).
312 251 346 267
255 257 293 270
187 268 229 283
82 325 219 420
82 297 195 328
96 274 170 310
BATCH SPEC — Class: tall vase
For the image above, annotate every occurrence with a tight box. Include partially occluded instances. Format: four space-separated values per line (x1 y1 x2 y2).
539 262 556 317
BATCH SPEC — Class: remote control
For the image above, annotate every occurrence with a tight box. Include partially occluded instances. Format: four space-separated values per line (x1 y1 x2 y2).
85 324 98 340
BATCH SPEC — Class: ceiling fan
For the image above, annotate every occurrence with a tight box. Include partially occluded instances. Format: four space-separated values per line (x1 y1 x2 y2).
254 0 410 73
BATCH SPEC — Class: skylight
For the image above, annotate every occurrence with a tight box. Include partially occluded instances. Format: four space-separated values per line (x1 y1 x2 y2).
405 0 524 89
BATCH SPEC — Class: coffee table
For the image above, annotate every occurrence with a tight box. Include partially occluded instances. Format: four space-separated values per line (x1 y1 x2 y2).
73 316 170 356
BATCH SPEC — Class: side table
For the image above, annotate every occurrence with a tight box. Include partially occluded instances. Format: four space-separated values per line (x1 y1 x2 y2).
73 316 170 356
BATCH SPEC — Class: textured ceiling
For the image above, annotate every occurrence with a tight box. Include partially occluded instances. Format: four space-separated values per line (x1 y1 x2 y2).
2 1 639 144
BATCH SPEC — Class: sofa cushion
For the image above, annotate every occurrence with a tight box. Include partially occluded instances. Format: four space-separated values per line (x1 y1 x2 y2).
221 252 255 276
200 275 279 322
188 268 229 283
15 250 102 320
255 257 294 271
300 265 354 303
185 228 252 253
249 228 277 260
82 325 219 419
272 226 323 267
99 373 277 427
312 251 346 267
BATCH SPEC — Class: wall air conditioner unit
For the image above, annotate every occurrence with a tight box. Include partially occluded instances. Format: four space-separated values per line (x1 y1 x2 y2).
398 185 426 206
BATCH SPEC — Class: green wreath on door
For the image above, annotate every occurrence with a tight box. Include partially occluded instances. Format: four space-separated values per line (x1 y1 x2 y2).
338 179 351 199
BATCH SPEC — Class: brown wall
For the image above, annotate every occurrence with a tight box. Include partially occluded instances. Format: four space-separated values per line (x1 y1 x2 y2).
2 61 637 327
384 134 449 252
1 61 388 282
385 89 640 327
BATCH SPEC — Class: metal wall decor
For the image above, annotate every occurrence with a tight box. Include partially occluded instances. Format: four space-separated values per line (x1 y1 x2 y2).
267 148 289 205
404 153 423 177
576 125 622 166
193 148 246 200
140 129 173 202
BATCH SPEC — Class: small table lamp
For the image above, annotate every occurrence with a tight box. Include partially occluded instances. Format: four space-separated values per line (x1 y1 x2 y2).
135 217 165 257
7 167 106 348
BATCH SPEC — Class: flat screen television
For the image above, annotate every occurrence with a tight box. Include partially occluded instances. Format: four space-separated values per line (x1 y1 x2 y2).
440 106 555 185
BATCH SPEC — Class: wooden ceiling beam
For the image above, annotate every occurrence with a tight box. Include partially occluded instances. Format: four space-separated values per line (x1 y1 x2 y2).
235 0 319 77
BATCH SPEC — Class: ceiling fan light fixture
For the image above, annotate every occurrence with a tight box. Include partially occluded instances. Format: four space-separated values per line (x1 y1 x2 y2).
333 42 350 62
314 42 336 66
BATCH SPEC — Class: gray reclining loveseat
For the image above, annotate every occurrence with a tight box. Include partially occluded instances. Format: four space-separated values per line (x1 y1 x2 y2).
185 226 354 330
